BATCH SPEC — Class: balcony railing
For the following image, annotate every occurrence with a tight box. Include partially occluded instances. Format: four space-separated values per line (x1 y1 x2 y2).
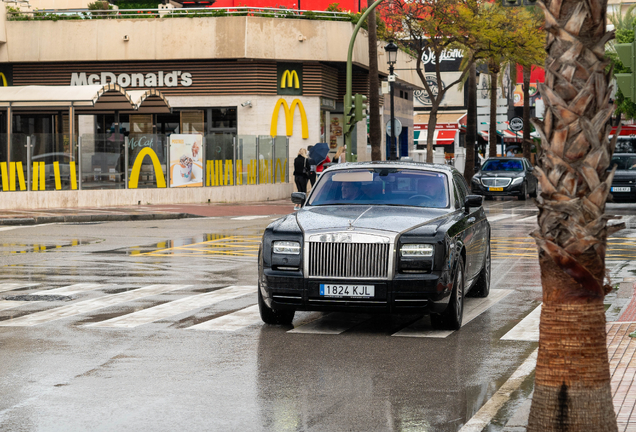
6 6 353 21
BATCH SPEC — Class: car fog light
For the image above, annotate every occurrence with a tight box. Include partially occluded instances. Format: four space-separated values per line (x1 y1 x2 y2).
511 177 524 185
273 241 301 255
400 244 434 257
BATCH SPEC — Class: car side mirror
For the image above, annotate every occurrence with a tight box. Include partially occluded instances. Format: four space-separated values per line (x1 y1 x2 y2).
464 195 483 212
291 192 306 205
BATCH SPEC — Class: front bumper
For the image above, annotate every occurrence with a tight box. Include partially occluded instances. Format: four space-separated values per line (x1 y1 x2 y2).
609 185 636 202
261 269 452 314
471 180 525 197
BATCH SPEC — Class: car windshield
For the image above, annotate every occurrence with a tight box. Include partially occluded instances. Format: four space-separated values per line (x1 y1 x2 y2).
481 159 523 172
307 168 450 208
611 155 636 170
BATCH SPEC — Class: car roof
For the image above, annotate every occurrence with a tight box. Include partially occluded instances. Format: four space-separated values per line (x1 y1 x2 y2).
323 160 459 176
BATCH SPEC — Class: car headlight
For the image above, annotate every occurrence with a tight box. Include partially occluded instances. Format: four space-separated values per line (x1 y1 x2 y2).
400 244 434 257
273 241 301 255
511 177 524 185
471 177 480 184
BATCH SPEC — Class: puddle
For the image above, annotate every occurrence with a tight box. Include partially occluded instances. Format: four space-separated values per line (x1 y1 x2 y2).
104 232 264 258
0 239 95 256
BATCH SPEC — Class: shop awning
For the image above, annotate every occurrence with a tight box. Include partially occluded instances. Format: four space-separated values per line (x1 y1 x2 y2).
0 84 171 114
479 128 524 143
414 129 458 145
414 111 466 126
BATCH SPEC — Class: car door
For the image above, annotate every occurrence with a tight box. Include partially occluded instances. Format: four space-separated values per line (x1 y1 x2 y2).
453 174 479 282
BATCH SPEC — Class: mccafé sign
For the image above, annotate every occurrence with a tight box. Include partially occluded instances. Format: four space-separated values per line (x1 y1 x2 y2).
71 71 193 88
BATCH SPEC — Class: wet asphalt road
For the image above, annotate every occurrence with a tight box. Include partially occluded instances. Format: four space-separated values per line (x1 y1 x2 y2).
0 200 635 432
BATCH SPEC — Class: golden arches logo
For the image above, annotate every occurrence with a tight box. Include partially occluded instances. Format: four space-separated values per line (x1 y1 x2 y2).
280 70 300 89
270 98 308 139
0 73 7 87
128 147 166 189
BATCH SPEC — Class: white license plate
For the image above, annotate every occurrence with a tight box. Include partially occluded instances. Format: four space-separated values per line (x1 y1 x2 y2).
320 284 374 298
611 187 631 192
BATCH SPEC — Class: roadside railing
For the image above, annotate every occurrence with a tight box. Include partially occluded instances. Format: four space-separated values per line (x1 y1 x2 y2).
0 133 289 192
6 6 353 21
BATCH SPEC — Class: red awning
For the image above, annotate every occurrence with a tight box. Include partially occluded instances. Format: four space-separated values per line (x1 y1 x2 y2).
436 129 457 145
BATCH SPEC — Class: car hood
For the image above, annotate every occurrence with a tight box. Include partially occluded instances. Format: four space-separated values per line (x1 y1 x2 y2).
296 205 450 234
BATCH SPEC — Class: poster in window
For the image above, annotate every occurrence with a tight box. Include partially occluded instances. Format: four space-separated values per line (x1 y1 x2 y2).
169 134 203 188
329 114 344 150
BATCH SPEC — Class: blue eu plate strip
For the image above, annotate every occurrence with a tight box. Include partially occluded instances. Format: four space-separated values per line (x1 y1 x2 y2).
320 284 325 295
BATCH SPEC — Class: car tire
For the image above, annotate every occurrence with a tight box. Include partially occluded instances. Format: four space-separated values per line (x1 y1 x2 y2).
484 195 494 201
518 182 527 201
431 256 465 331
471 242 490 298
529 183 538 198
258 284 295 325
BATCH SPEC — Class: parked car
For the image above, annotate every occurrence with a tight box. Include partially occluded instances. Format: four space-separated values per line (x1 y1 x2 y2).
258 161 491 330
470 157 538 200
609 153 636 202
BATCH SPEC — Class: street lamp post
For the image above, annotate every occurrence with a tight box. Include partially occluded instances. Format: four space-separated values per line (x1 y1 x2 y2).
384 42 398 160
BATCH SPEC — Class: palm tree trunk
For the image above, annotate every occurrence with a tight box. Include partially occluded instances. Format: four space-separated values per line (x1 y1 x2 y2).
464 63 477 182
527 0 621 429
489 70 498 157
367 1 382 161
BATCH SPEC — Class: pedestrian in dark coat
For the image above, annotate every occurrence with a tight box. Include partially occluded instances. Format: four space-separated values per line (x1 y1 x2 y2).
293 148 310 196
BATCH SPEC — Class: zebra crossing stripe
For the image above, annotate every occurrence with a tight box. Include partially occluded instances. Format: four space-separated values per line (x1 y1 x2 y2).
517 215 538 222
287 312 371 335
29 283 104 297
87 285 255 328
500 304 541 342
487 214 518 222
188 304 261 331
0 284 193 327
0 300 41 311
0 283 40 293
392 289 513 338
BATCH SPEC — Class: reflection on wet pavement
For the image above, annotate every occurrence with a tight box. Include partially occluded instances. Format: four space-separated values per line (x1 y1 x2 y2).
492 236 636 261
0 239 93 255
114 233 263 257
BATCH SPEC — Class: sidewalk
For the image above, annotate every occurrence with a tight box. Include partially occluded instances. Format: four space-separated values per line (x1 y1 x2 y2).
502 280 636 432
0 200 296 225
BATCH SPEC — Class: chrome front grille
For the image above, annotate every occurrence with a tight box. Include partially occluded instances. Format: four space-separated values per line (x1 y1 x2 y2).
308 242 390 279
481 177 511 187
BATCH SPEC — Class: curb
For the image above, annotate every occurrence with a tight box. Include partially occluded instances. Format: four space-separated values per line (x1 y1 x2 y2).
0 213 200 226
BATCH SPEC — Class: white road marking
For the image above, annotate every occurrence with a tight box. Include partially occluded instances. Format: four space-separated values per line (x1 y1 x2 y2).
0 300 41 311
392 289 513 338
458 349 538 432
88 285 255 328
487 214 518 222
517 214 538 222
29 283 104 297
0 284 193 327
0 283 40 293
501 304 541 342
189 304 262 331
288 313 373 335
230 215 269 220
0 223 57 232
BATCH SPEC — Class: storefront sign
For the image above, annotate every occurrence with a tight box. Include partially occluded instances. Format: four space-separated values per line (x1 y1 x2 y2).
271 98 308 138
70 71 192 88
320 97 336 110
414 72 464 108
277 63 303 96
329 114 344 149
422 48 464 73
128 135 154 150
169 134 203 188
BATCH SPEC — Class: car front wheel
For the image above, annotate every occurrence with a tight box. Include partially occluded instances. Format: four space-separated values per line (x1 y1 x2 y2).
431 256 465 330
258 284 295 325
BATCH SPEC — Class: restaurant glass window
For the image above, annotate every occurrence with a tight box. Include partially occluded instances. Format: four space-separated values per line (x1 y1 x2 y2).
258 136 273 184
236 135 257 186
205 132 235 186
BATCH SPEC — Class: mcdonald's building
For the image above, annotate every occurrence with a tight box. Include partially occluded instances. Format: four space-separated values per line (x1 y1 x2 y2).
0 12 422 209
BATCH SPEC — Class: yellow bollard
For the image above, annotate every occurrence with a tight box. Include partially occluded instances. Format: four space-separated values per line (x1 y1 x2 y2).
9 162 16 191
1 162 8 191
215 160 222 186
16 162 26 191
206 160 213 186
39 162 45 191
225 160 233 186
70 161 77 190
53 161 62 190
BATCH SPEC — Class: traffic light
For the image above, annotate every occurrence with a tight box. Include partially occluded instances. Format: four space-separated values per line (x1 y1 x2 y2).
354 93 368 123
615 41 636 102
344 94 356 134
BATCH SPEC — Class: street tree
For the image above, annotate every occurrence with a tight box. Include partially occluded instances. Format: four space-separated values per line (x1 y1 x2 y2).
527 0 623 429
382 0 474 163
462 3 544 158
